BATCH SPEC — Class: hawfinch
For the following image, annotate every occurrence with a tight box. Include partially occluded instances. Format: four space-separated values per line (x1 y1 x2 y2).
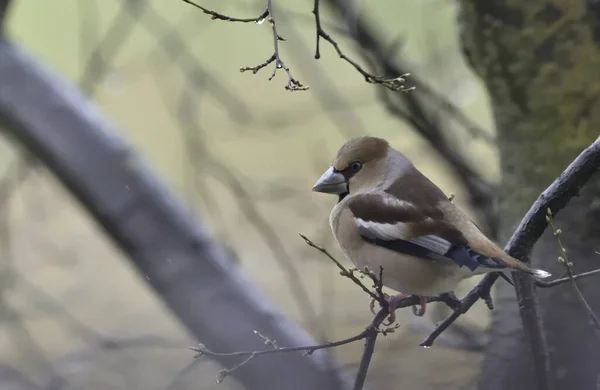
312 136 550 319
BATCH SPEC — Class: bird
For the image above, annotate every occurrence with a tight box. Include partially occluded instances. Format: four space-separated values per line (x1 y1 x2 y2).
312 136 550 323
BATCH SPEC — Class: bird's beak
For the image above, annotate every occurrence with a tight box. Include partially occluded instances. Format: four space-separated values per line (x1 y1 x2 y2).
312 166 348 194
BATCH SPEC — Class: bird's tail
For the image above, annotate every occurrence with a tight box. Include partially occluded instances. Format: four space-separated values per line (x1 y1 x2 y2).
498 253 551 279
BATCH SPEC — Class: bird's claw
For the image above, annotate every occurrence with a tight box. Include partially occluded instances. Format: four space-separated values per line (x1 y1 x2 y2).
369 297 377 315
382 311 396 326
369 293 427 325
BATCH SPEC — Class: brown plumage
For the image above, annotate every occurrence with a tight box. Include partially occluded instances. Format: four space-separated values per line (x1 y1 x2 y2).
313 136 550 320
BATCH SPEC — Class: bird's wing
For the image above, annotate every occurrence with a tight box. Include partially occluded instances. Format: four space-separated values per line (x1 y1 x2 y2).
347 192 506 271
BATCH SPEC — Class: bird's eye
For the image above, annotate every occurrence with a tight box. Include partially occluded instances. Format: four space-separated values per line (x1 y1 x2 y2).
350 161 362 172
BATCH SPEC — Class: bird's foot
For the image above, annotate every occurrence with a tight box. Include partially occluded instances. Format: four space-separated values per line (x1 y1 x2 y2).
370 293 427 325
406 295 427 317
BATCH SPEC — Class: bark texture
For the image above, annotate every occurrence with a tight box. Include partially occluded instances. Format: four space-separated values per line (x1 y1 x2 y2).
458 1 600 389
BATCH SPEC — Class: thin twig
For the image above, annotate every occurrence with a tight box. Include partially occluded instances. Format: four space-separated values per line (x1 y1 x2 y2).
182 0 410 91
536 268 600 288
190 307 386 388
300 233 380 302
546 208 600 335
181 0 268 22
189 329 366 360
193 235 462 387
312 0 412 92
182 0 307 90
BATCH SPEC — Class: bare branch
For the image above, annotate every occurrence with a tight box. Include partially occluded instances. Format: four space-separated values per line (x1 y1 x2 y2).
351 310 387 390
0 39 348 390
546 208 600 336
180 0 268 23
536 268 600 288
312 0 412 91
192 235 463 388
182 0 307 90
421 135 600 347
300 233 379 302
181 0 412 91
191 307 386 388
190 330 365 361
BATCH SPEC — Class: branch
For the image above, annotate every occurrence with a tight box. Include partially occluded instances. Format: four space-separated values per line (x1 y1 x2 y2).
181 0 268 22
181 0 307 90
546 208 600 336
300 233 379 302
0 39 348 390
421 135 600 347
312 0 412 91
536 268 600 288
190 312 382 386
192 234 463 388
181 0 412 91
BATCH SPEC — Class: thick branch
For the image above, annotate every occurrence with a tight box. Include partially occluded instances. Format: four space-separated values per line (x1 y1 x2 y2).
422 135 600 347
504 136 600 258
0 39 350 390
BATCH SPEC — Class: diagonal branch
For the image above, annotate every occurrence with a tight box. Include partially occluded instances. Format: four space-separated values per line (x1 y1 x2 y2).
312 0 412 91
0 39 349 390
421 135 600 348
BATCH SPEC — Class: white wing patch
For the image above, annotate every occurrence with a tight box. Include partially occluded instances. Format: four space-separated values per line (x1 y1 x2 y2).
355 218 411 240
355 218 453 256
407 235 452 255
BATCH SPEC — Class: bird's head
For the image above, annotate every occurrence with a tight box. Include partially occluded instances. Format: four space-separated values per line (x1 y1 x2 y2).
312 136 391 199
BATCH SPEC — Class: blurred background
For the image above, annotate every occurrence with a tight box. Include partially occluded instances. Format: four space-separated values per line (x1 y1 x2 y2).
0 0 504 389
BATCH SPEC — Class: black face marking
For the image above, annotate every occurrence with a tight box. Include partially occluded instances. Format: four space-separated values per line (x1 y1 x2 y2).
333 161 362 203
334 160 363 181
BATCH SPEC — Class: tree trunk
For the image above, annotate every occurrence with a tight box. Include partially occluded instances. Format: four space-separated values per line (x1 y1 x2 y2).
458 1 600 389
